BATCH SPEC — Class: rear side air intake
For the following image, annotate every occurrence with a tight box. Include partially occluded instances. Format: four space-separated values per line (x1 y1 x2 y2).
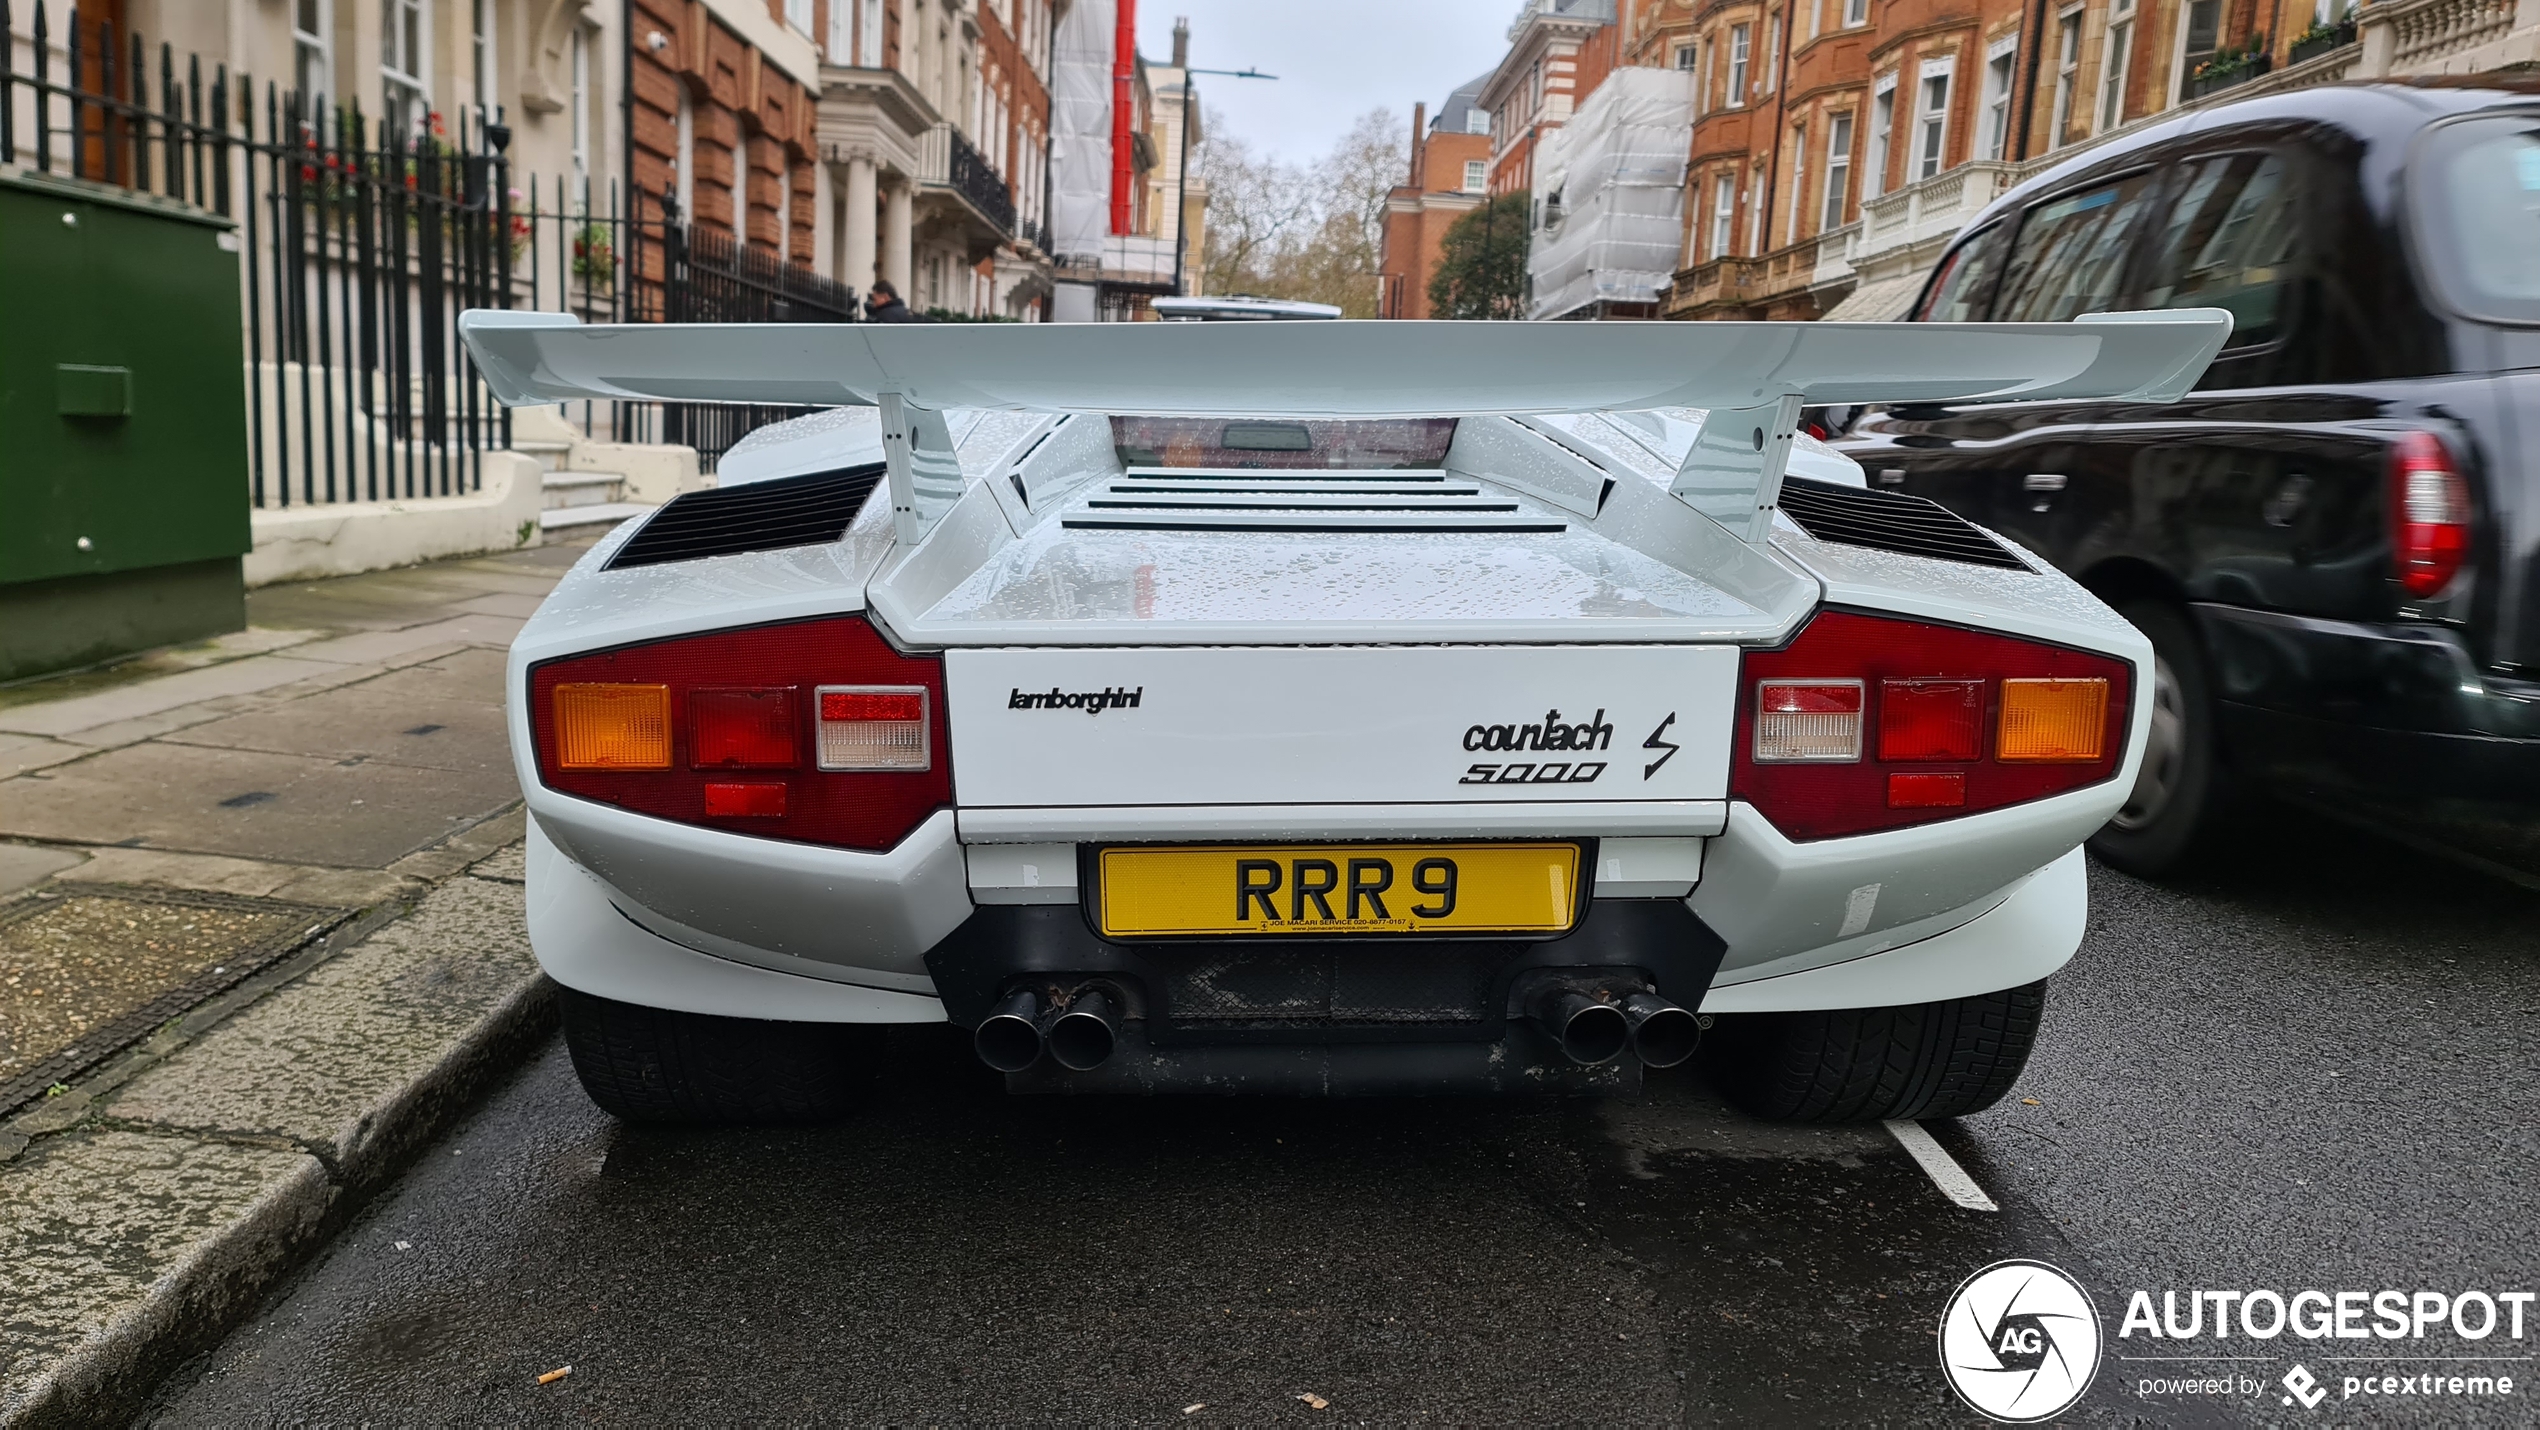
606 462 885 571
1775 477 2030 570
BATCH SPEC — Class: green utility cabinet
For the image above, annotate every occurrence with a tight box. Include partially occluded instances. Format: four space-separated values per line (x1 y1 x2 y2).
1 169 250 681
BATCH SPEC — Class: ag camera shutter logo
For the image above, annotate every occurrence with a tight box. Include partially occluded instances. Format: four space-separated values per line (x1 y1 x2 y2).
1939 1259 2104 1422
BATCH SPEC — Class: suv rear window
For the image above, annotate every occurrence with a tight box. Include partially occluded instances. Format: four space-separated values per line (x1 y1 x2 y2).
2414 114 2540 325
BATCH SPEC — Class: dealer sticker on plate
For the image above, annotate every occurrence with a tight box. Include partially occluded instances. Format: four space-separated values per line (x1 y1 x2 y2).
1095 843 1583 939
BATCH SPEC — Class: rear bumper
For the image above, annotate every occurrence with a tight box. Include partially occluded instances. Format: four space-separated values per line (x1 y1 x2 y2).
2197 604 2540 803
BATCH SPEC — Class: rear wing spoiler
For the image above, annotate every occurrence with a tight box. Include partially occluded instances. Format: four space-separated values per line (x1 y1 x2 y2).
458 308 2231 544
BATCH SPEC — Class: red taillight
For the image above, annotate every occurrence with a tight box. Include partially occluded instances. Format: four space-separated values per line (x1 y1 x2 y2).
529 616 950 852
1731 611 2131 840
2388 431 2471 599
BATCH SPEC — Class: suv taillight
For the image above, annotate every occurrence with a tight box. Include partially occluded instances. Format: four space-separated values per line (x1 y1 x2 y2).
2388 431 2472 599
529 616 950 851
1731 611 2132 840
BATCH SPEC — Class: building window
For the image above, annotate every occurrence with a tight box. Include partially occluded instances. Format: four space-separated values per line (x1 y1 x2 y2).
1916 64 1951 181
861 0 885 66
1674 43 1696 69
293 0 330 107
1982 43 2017 159
1463 159 1487 192
829 0 852 59
787 0 813 36
1710 173 1736 259
1867 79 1895 198
732 126 748 238
1845 0 1868 25
1763 19 1779 93
381 0 427 130
1728 25 1751 105
2175 0 2220 104
2052 9 2082 147
1787 123 1807 243
1822 112 1853 229
1747 162 1766 255
1807 0 1822 41
2099 0 2135 133
675 87 694 221
1467 108 1490 135
471 0 497 114
571 26 590 189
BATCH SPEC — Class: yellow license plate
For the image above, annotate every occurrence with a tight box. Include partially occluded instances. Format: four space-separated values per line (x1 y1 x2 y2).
1095 843 1583 939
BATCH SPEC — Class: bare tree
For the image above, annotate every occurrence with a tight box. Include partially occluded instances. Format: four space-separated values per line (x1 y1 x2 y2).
1193 107 1407 318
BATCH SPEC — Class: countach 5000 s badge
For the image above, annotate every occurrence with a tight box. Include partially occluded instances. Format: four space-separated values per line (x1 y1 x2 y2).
1461 707 1614 785
1009 685 1143 714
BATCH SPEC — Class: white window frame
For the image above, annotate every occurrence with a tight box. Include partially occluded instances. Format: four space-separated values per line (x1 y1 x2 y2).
2052 8 2083 148
1463 158 1487 192
294 0 332 108
571 25 591 190
1914 55 1954 182
1745 162 1766 255
1845 0 1868 25
471 0 497 115
1710 172 1736 259
1787 122 1807 243
1674 43 1697 70
829 0 852 59
676 86 695 221
1982 37 2017 160
1762 19 1779 94
1807 0 1822 41
1822 111 1853 230
860 0 886 67
786 0 813 37
1866 74 1896 199
2098 0 2135 134
1728 25 1751 107
381 0 430 129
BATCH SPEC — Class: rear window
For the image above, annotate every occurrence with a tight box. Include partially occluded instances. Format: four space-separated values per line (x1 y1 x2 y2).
1111 418 1457 470
2138 151 2301 347
2413 114 2540 326
1990 169 2166 322
1914 222 2011 321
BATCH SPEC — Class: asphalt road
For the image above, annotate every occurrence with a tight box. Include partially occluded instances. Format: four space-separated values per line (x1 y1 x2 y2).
151 807 2538 1425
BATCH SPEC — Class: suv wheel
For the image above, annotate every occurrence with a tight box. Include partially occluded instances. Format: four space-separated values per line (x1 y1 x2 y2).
1701 981 2045 1123
557 985 856 1124
2087 600 2225 876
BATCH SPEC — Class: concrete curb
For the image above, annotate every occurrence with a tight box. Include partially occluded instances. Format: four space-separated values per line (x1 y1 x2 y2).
0 875 558 1428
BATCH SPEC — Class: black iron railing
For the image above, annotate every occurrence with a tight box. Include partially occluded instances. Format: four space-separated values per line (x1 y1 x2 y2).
1 3 857 498
944 125 1016 237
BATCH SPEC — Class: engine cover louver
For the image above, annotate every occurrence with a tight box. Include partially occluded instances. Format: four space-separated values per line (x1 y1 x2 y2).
1060 467 1567 535
1775 477 2030 570
605 462 885 571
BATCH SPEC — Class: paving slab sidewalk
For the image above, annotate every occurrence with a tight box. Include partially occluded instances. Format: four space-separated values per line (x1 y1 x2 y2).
0 541 591 1427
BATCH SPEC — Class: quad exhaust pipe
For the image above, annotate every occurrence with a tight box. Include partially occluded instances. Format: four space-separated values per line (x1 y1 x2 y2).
1530 985 1703 1067
972 984 1121 1073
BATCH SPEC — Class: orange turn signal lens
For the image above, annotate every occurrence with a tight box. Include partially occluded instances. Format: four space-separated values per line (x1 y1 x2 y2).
554 683 673 770
1996 678 2109 763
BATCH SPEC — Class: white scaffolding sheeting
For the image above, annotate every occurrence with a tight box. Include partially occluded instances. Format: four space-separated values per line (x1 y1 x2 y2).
1527 68 1695 321
1049 0 1116 266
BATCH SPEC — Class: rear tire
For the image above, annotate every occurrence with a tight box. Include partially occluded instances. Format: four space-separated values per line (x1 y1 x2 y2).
557 984 855 1124
1701 981 2045 1123
2087 599 2226 876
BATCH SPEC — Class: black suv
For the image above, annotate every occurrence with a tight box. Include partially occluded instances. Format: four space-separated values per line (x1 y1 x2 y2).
1835 79 2540 874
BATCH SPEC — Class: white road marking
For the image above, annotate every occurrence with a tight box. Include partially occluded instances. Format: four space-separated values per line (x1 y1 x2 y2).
1884 1119 2000 1212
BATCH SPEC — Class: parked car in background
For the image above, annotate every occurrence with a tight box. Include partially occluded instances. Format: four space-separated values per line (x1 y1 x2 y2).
1836 78 2540 875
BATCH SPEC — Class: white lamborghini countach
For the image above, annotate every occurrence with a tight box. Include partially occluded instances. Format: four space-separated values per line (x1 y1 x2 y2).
460 309 2229 1124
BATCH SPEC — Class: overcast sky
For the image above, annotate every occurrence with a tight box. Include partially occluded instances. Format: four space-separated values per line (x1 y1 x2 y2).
1135 1 1511 164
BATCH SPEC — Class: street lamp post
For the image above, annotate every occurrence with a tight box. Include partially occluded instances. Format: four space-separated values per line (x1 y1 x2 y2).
1173 65 1275 298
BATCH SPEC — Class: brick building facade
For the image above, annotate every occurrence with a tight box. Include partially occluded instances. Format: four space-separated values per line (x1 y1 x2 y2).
630 0 822 268
1377 78 1495 319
